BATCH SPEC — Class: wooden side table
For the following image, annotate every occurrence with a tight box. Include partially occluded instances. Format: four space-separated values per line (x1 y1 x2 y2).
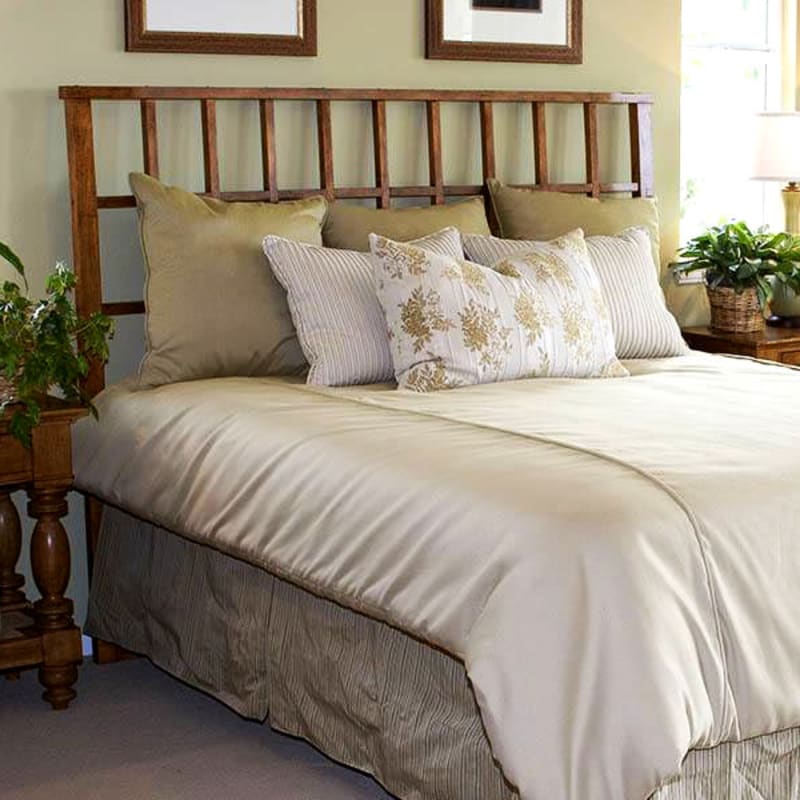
682 325 800 366
0 398 87 709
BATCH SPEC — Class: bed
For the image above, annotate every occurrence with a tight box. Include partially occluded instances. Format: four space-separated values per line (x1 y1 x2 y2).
59 85 800 800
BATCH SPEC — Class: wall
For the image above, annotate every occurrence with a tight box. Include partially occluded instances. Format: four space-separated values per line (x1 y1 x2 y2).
0 0 683 625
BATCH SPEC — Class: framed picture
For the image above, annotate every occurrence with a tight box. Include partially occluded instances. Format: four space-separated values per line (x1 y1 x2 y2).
124 0 317 57
426 0 581 63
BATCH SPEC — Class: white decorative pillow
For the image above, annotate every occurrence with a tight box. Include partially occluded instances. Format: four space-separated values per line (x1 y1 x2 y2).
263 227 464 386
369 229 628 392
463 228 687 359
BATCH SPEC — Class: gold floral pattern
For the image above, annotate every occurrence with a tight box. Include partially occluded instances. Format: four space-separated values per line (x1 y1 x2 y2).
514 291 551 345
405 359 462 392
445 259 489 292
399 286 453 353
561 301 592 361
459 300 512 372
373 238 429 279
515 250 575 289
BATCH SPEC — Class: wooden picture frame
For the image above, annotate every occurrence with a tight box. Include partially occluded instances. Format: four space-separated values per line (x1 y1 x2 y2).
124 0 317 57
426 0 582 64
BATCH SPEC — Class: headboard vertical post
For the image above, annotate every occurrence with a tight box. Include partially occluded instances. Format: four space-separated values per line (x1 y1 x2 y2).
372 100 391 209
583 102 600 198
628 103 654 198
426 101 445 205
259 100 279 202
140 100 159 178
64 98 104 398
532 102 549 186
200 99 220 196
316 99 335 200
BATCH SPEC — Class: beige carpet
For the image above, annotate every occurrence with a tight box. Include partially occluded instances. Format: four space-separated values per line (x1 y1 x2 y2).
0 659 394 800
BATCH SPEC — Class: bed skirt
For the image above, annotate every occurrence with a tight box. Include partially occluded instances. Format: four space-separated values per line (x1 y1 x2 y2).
86 507 800 800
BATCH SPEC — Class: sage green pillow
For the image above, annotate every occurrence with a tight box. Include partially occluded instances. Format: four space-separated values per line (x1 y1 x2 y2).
487 179 661 267
131 173 327 387
322 197 491 251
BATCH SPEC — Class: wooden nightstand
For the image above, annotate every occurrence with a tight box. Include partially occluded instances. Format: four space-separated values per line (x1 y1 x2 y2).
682 325 800 366
0 398 87 709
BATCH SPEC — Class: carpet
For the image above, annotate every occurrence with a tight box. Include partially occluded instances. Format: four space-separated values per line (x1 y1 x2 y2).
0 659 394 800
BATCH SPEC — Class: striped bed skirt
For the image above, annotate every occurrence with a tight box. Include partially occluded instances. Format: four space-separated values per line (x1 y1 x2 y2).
87 506 800 800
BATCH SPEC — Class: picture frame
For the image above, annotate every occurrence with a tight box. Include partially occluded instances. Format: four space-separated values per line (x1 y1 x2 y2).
124 0 317 57
425 0 582 64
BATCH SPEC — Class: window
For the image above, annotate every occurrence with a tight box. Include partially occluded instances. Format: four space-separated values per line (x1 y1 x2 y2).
680 0 784 242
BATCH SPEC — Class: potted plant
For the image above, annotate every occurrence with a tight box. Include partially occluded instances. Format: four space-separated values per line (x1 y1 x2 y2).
674 221 800 333
0 241 114 446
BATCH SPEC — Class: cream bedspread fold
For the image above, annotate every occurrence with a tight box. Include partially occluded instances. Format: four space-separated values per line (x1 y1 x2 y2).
73 353 800 800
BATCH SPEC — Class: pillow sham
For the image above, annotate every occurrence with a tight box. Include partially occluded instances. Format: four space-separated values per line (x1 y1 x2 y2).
263 227 464 386
369 229 628 392
486 179 661 267
463 228 688 359
131 173 327 387
322 197 491 251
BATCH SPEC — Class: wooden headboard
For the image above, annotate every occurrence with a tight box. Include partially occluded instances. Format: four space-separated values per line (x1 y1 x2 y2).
58 85 654 396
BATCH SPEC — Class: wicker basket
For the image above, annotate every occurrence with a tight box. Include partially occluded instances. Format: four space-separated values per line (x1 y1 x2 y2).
707 286 764 334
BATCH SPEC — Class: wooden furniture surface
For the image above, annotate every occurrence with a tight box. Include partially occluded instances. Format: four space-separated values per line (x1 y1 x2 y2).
682 325 800 365
58 84 654 662
0 398 87 708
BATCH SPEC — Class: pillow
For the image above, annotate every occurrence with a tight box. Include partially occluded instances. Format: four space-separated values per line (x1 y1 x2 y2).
263 227 465 386
486 180 661 267
322 197 491 251
369 229 628 391
463 229 688 359
131 173 327 387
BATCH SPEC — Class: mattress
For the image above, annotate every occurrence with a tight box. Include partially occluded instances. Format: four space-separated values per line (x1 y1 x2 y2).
74 353 800 800
88 506 800 800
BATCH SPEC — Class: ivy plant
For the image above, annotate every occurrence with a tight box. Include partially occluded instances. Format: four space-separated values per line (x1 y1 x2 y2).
673 221 800 308
0 241 114 446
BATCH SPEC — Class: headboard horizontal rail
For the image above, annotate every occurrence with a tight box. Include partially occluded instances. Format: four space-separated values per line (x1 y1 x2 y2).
59 85 653 104
60 84 655 395
96 182 640 211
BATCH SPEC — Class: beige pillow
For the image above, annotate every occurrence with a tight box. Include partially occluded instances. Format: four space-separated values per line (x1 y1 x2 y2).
370 229 627 392
486 180 661 267
263 227 465 386
463 229 687 359
322 197 490 251
131 173 327 386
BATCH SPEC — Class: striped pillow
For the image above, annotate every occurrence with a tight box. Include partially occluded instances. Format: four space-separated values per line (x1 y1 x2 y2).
463 228 687 359
264 227 464 386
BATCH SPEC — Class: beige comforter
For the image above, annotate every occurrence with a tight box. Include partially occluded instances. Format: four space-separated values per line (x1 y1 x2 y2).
73 353 800 800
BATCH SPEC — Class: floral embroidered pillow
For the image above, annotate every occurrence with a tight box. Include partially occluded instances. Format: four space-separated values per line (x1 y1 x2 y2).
369 229 628 391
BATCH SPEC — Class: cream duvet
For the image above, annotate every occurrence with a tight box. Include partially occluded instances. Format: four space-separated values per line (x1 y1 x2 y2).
73 353 800 800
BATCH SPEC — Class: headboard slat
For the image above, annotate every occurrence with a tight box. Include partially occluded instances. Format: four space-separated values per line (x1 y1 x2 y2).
372 100 391 209
316 99 335 200
583 102 601 199
426 101 445 206
532 102 549 185
259 100 279 203
200 99 220 196
140 100 159 178
58 85 655 397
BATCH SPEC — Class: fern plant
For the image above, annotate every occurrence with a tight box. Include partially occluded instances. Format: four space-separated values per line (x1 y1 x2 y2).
0 241 114 446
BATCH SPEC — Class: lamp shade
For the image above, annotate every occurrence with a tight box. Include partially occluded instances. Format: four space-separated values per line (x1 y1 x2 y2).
752 112 800 182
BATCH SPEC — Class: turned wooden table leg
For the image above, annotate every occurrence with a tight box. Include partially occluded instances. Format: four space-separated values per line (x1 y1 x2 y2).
27 486 81 710
0 490 26 610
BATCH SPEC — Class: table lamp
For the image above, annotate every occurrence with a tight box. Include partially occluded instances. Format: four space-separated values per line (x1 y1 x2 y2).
752 112 800 323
